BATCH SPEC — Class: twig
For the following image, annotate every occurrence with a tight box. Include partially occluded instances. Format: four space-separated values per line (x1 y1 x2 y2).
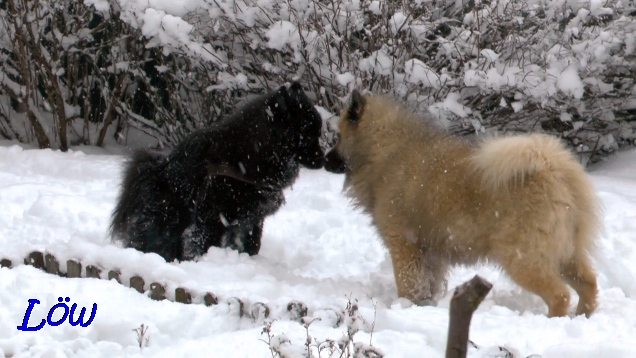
133 323 150 349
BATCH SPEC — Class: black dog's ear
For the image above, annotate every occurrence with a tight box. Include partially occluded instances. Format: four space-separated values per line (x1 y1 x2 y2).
276 85 289 100
269 85 289 117
290 81 303 92
346 90 365 123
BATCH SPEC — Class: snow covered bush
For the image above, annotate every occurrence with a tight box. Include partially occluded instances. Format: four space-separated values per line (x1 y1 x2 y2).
0 0 250 149
2 0 636 163
159 0 636 163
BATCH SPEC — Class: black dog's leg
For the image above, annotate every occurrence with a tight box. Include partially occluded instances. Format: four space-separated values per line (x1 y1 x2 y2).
182 180 224 260
228 190 284 255
123 203 189 263
183 211 226 260
198 214 261 256
186 212 263 257
182 182 284 258
239 219 263 256
220 220 250 254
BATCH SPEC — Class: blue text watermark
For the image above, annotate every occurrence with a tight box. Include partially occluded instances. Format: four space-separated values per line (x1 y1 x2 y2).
17 298 97 331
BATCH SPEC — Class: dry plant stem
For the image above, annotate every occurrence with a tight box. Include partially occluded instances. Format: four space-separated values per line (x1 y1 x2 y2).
133 323 149 349
445 275 493 358
97 72 129 147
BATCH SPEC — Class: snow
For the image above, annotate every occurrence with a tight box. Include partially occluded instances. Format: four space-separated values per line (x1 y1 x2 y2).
428 92 473 128
626 34 636 55
335 72 355 87
83 0 110 13
266 21 300 52
480 49 500 63
358 49 393 76
99 0 225 65
560 112 573 122
389 12 407 34
511 101 525 113
1 142 636 357
368 1 382 16
590 0 614 16
557 66 585 100
404 59 442 89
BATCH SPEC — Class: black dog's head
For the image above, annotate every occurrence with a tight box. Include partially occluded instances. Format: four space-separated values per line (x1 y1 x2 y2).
266 82 325 169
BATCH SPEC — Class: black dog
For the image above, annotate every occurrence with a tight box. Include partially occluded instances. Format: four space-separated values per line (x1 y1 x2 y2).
110 82 325 262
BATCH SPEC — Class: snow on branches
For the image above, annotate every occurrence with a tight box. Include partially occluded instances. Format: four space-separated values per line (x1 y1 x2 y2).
1 0 635 162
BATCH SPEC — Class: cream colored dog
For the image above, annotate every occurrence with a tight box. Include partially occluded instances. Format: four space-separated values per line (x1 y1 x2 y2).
324 91 601 317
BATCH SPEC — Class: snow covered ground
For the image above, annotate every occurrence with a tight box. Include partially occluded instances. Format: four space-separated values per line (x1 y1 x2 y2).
1 142 636 358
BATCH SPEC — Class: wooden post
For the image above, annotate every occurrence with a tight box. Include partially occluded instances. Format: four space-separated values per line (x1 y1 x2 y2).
86 265 102 279
287 300 308 323
130 276 145 293
445 275 493 358
1 259 12 268
227 297 244 317
203 292 218 306
175 287 192 304
44 254 61 275
24 251 45 269
150 283 166 301
108 270 121 283
251 302 270 322
66 260 82 278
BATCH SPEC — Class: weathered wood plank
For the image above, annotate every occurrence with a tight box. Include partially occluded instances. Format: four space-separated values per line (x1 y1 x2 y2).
1 258 12 268
175 287 192 304
107 270 121 283
66 260 82 278
86 265 102 279
24 251 45 270
203 292 218 306
150 282 166 301
130 276 145 293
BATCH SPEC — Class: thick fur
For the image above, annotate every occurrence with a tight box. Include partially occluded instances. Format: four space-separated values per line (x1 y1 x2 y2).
325 91 601 317
111 82 325 262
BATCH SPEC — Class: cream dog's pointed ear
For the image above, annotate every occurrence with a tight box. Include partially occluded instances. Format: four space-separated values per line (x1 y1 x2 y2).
347 89 366 123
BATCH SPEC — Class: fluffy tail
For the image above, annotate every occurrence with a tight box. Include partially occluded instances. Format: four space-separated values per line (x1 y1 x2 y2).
471 133 602 250
110 149 165 240
471 133 576 191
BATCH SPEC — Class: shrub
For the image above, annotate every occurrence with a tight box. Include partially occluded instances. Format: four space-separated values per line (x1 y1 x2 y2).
2 0 635 164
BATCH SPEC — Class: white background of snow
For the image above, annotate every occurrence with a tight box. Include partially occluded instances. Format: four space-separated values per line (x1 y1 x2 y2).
0 141 636 357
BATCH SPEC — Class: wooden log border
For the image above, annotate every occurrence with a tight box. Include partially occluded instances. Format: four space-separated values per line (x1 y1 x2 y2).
2 251 280 322
2 251 356 326
3 251 501 358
